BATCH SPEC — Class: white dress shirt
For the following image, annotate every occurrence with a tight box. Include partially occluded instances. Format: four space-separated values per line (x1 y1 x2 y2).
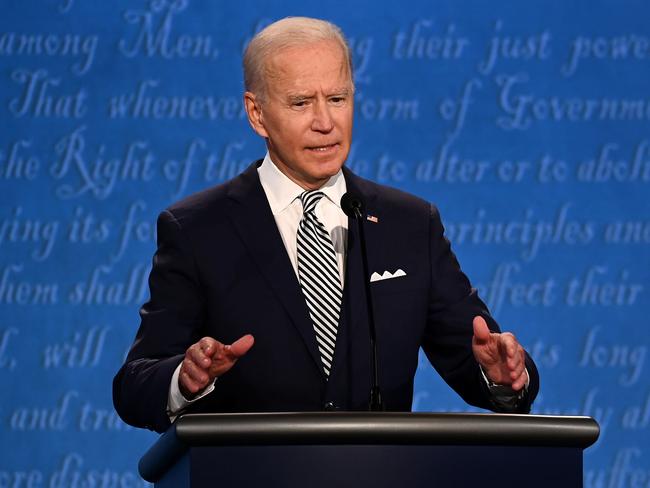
167 153 348 418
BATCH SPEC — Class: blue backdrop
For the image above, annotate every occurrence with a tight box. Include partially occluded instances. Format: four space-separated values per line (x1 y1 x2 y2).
1 0 649 485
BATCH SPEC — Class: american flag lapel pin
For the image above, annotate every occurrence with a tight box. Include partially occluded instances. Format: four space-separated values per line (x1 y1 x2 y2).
366 214 379 223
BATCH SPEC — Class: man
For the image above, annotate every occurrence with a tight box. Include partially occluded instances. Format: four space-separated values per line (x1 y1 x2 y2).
113 17 539 433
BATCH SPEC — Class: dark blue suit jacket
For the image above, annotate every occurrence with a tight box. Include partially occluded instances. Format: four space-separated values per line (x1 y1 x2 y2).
113 161 539 433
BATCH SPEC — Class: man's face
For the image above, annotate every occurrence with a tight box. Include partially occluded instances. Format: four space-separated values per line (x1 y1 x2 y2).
245 40 354 190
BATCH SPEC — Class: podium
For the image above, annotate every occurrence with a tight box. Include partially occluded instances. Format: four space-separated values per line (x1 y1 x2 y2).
139 412 599 487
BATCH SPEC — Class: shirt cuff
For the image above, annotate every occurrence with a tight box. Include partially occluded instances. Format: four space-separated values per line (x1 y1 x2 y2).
166 362 217 422
479 365 529 403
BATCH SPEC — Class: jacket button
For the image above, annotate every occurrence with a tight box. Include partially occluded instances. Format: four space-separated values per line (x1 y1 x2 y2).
323 402 337 411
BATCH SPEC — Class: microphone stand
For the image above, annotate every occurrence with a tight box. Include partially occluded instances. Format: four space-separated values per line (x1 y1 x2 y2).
345 196 384 412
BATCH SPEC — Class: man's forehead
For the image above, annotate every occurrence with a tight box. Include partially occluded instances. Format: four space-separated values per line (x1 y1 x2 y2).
263 40 352 89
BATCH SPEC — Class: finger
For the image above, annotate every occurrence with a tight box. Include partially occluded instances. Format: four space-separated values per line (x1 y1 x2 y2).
472 316 491 345
193 337 226 365
509 360 525 382
511 369 528 391
511 346 526 377
225 334 255 358
499 333 518 358
182 358 210 385
180 370 203 395
506 346 524 368
188 343 213 369
508 352 523 373
198 337 220 358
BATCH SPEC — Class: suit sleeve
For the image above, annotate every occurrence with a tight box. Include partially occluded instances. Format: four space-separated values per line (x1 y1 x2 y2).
421 205 539 413
113 210 207 432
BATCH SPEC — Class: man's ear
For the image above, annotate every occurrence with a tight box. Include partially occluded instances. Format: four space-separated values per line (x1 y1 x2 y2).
244 91 268 138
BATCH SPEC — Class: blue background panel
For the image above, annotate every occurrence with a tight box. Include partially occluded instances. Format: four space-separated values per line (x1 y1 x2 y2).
1 0 649 484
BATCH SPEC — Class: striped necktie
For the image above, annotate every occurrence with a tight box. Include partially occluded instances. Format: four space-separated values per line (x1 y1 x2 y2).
296 190 343 377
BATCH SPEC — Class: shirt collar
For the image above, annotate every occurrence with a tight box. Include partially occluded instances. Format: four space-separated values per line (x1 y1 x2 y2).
258 152 347 215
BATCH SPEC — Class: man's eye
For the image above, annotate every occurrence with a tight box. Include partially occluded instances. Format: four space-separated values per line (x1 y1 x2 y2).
292 100 308 107
330 96 346 105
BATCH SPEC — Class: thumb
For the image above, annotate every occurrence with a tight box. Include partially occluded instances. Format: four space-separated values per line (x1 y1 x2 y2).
226 334 255 358
472 316 491 345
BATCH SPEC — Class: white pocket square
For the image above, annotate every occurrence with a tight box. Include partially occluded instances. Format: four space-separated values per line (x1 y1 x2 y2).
370 269 407 282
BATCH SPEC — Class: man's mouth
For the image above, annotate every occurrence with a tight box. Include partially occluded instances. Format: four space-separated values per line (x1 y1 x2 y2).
307 143 338 153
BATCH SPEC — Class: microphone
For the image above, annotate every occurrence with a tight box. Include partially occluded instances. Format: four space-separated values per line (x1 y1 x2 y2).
340 192 364 219
341 192 384 411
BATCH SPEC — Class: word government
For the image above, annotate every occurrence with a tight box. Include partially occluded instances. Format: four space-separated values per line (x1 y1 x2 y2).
497 73 650 130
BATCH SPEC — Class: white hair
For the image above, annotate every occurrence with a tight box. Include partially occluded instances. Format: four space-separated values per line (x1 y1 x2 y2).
243 17 354 99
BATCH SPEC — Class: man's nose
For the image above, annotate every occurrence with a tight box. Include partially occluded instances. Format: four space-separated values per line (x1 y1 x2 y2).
311 100 334 132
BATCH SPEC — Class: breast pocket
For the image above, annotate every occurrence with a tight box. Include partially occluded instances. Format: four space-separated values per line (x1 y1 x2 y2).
370 269 422 295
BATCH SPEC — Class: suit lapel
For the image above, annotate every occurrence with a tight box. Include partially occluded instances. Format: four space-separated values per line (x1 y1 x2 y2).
225 162 324 376
340 168 379 339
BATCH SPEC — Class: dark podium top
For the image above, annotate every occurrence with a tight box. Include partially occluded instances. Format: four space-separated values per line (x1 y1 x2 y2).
140 412 600 487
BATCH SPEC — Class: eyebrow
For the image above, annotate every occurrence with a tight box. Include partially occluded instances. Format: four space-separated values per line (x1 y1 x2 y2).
287 88 352 101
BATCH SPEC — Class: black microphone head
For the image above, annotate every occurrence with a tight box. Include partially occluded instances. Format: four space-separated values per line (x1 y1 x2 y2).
340 192 365 218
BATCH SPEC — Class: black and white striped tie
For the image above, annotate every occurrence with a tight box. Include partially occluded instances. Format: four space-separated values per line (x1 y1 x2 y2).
297 190 342 377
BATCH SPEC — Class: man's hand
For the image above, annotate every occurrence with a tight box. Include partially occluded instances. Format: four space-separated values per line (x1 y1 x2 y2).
179 334 254 399
472 316 527 391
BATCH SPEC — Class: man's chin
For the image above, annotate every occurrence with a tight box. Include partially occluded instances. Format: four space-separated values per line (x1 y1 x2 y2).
299 162 345 189
313 160 345 179
304 146 349 172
